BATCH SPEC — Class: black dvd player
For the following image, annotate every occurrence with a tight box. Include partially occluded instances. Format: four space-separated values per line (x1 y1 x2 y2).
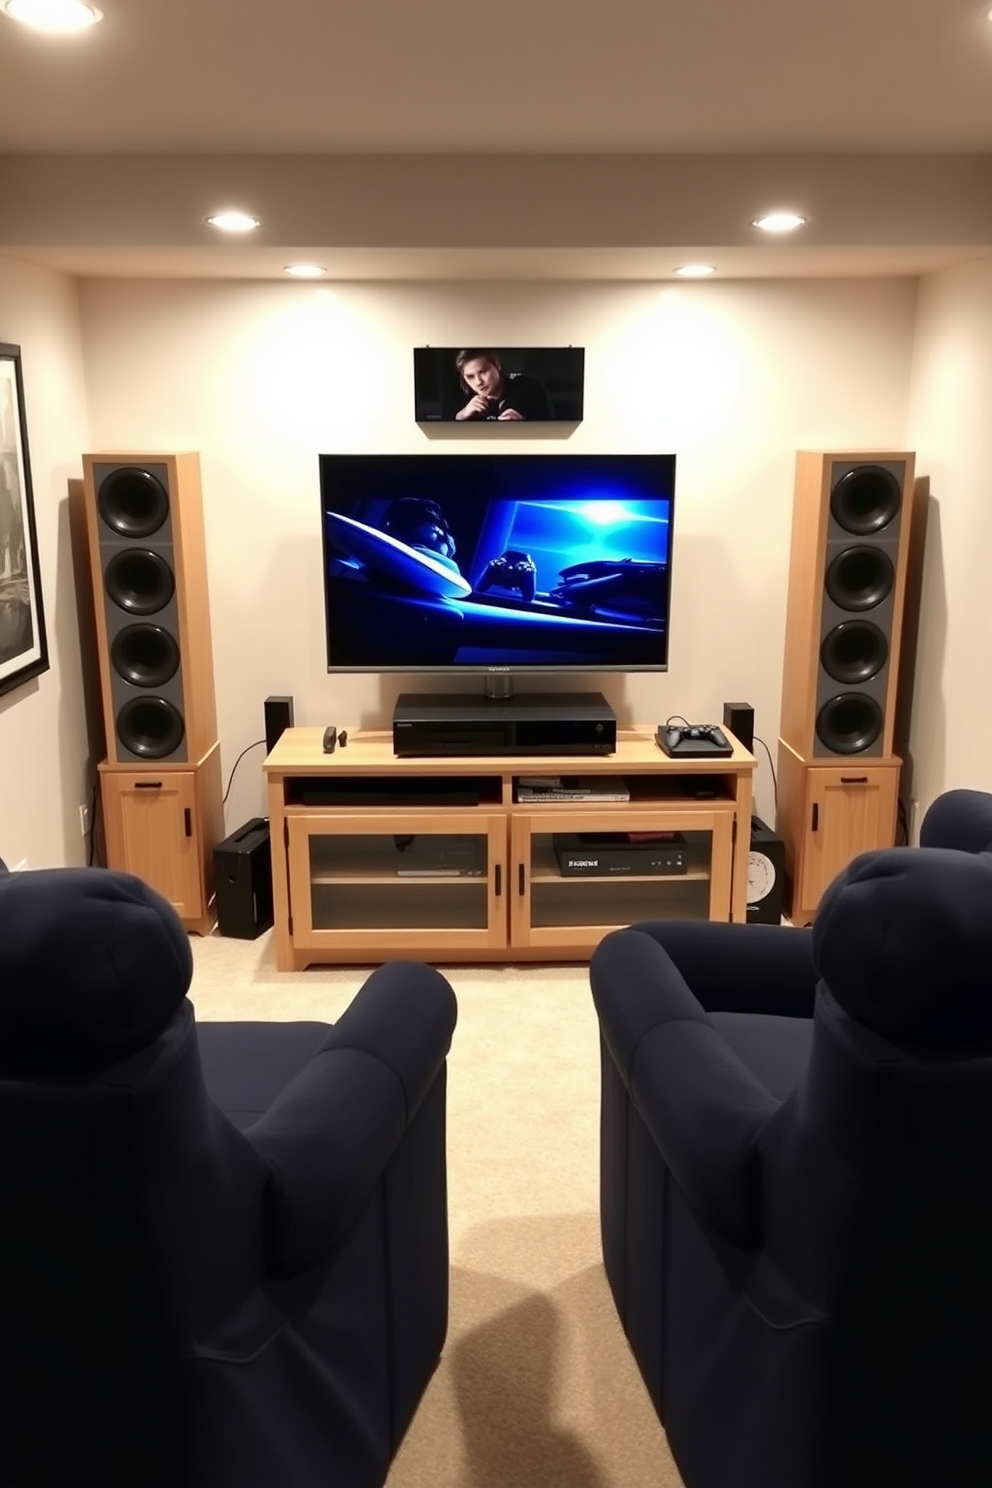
392 691 617 758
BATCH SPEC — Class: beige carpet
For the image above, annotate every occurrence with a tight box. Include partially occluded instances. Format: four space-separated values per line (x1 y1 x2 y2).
189 931 684 1488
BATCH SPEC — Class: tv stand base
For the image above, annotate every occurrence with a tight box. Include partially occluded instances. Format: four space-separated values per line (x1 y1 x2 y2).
264 725 756 969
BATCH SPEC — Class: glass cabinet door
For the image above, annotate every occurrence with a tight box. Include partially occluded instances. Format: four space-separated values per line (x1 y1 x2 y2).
509 808 735 953
286 812 508 956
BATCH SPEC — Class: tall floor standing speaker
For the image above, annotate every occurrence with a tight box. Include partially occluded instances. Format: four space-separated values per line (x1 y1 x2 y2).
82 453 224 933
776 450 915 925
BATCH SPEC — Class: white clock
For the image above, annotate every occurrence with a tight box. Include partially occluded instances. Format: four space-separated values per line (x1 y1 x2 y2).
747 849 777 904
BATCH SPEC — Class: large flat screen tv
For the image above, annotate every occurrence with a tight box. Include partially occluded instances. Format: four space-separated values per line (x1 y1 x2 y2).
318 453 675 678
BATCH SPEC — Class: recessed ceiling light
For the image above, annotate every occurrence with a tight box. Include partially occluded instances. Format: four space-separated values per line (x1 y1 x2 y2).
751 211 807 234
206 210 262 234
2 0 102 31
284 263 327 278
674 264 717 278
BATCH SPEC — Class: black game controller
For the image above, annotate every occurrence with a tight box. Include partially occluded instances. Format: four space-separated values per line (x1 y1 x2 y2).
658 723 733 758
476 548 537 603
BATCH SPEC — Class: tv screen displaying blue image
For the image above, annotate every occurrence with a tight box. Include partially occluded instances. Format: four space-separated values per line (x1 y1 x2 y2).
318 453 675 673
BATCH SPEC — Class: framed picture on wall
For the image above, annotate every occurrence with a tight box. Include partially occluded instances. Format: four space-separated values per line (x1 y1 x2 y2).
0 342 49 699
414 346 585 424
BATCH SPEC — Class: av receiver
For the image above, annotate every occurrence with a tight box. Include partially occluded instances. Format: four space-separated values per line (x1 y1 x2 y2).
392 692 617 758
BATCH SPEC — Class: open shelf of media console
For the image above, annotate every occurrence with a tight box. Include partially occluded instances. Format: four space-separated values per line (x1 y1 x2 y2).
264 725 755 970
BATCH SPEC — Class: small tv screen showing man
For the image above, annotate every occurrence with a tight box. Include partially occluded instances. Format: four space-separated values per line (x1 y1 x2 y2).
413 346 585 424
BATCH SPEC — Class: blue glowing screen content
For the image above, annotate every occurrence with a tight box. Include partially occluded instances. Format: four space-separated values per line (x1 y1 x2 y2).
318 453 675 671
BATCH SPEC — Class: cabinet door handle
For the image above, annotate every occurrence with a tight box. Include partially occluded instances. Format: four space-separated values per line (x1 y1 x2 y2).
518 863 526 896
184 808 192 838
840 776 869 784
135 781 163 790
811 803 819 832
494 864 502 897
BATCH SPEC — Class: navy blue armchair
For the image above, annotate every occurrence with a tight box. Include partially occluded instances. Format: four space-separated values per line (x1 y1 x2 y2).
0 866 457 1488
918 785 992 854
592 844 992 1488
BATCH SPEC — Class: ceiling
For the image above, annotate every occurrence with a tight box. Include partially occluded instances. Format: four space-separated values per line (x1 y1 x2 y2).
2 0 992 280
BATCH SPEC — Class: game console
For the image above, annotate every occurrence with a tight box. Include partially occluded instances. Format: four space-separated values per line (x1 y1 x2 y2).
393 692 617 757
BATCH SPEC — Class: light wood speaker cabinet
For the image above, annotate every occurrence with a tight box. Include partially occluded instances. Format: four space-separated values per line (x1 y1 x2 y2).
776 450 915 921
82 452 217 767
82 452 222 932
779 450 915 761
777 742 899 926
98 744 224 936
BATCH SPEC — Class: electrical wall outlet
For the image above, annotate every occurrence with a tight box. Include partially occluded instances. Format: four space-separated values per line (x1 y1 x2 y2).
79 803 91 838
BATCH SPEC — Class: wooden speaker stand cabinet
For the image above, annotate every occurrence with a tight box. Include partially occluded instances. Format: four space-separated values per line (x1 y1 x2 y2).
98 744 224 936
776 742 899 927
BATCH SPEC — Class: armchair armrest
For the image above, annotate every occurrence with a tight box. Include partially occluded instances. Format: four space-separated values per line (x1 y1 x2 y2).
626 919 817 1016
593 929 777 1243
248 961 457 1276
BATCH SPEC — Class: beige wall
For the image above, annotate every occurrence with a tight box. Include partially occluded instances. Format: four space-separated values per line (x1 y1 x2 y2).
906 253 992 824
0 254 93 871
7 248 991 871
77 275 917 834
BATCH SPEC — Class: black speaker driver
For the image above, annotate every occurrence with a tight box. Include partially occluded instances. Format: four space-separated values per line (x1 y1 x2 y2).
98 466 170 539
824 545 894 611
105 549 175 615
816 693 884 755
830 465 902 536
820 621 888 685
116 697 185 759
111 624 180 688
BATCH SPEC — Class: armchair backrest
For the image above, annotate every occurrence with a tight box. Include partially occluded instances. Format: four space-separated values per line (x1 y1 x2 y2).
759 847 992 1468
919 786 992 853
0 869 266 1486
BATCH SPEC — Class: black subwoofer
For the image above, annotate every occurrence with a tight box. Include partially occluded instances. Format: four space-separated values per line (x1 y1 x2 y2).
824 546 893 611
815 693 884 756
116 696 186 759
97 465 170 538
104 549 176 615
214 818 274 939
111 624 181 688
829 464 902 535
819 621 888 685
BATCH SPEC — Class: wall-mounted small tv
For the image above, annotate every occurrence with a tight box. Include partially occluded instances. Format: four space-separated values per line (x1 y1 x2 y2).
413 346 585 423
318 453 675 678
